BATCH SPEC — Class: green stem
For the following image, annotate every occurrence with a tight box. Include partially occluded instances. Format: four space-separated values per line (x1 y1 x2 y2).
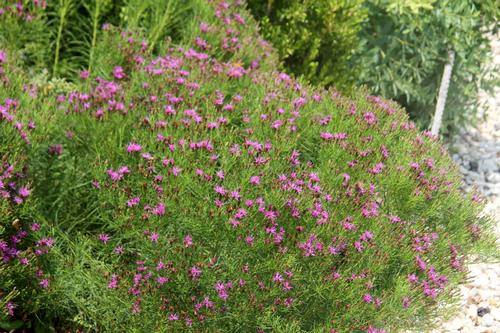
148 0 173 53
88 0 101 75
53 0 70 77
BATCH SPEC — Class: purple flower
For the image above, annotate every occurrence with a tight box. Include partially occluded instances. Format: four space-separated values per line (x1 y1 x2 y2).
363 293 373 304
153 203 165 216
402 296 411 308
80 70 89 79
354 241 364 252
183 234 193 247
48 144 63 156
0 50 6 64
114 245 124 254
99 233 110 243
112 66 125 79
408 273 418 284
150 232 159 242
127 142 142 153
5 302 15 316
363 112 377 125
157 276 169 285
250 175 260 185
108 274 119 289
39 279 49 288
360 231 374 242
127 197 140 207
190 266 202 280
18 186 30 198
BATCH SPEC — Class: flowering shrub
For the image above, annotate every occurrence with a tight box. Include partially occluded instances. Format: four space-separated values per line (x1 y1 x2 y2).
0 0 497 332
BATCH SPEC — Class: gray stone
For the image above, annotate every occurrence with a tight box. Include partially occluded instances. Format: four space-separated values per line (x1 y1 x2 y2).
486 172 500 183
469 160 479 171
479 159 499 173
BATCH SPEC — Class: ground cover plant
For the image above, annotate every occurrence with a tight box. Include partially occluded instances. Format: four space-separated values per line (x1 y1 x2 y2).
0 0 498 332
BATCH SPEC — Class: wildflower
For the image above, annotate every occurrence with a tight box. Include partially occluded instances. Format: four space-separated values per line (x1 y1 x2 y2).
127 197 140 207
80 70 89 79
321 132 334 141
184 234 193 247
39 279 49 288
250 175 260 185
157 276 168 285
153 203 165 216
230 190 241 200
150 232 159 242
363 112 377 125
245 235 254 245
363 293 373 304
369 162 385 175
108 274 119 289
227 64 245 78
171 167 182 176
407 274 418 284
200 22 209 32
114 245 124 255
272 272 283 283
5 302 15 316
99 233 110 243
131 299 141 314
415 256 427 271
361 201 379 218
112 66 125 79
127 142 142 153
107 169 122 182
0 50 6 64
403 296 411 308
360 231 374 242
190 266 202 280
48 144 63 156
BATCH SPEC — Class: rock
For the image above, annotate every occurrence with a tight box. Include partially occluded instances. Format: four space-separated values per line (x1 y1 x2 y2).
486 172 500 183
467 305 478 319
478 305 491 316
481 313 495 327
478 289 492 300
490 308 500 321
443 317 464 331
479 159 499 173
460 321 475 332
470 160 479 172
478 306 491 317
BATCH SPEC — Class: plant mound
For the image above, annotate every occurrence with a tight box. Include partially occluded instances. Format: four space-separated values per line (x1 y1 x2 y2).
0 1 497 332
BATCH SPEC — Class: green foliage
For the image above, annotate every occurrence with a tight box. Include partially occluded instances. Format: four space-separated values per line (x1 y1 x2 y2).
354 0 499 135
119 0 189 52
247 0 367 90
247 0 498 135
0 1 50 72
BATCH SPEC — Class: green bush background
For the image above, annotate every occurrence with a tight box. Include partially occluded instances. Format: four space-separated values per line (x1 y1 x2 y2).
247 0 499 134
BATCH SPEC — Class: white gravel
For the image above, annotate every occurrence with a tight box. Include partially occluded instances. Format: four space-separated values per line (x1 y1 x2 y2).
429 33 500 333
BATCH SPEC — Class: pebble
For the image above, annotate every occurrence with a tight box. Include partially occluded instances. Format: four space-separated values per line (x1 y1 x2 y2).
425 32 500 333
